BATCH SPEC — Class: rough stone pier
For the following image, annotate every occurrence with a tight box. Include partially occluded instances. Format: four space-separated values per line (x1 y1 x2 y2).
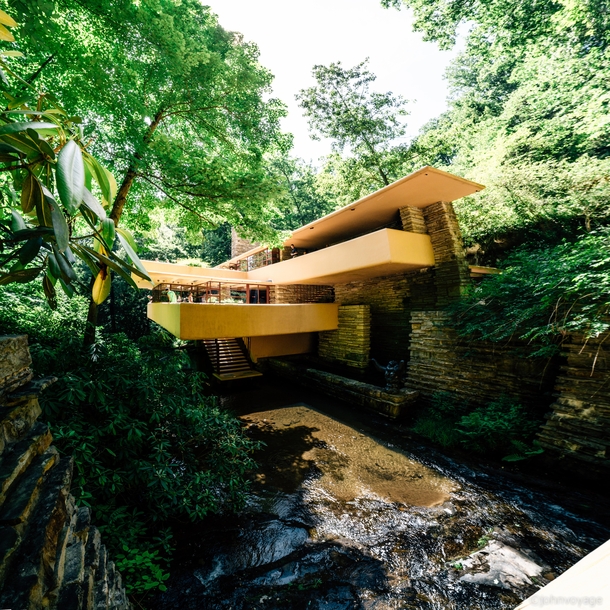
0 335 130 609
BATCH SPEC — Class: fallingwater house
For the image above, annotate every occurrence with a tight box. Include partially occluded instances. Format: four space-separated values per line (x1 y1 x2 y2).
0 166 608 607
135 165 610 477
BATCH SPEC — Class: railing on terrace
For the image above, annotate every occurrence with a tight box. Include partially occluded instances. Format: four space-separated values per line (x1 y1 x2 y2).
151 281 270 304
227 248 280 272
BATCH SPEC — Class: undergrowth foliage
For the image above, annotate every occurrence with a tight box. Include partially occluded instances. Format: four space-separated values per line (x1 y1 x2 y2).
451 230 610 357
412 392 544 460
0 284 260 597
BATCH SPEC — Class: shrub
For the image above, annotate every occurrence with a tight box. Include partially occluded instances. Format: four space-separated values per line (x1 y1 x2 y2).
0 284 260 597
411 392 543 458
456 396 539 453
451 230 610 357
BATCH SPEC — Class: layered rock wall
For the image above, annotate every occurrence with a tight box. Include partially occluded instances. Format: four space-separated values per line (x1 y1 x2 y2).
405 311 555 409
318 305 371 370
333 275 412 363
538 334 610 471
0 335 130 609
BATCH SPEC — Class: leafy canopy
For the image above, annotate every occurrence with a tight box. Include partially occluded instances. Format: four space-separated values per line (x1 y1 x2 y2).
0 10 149 307
297 59 415 197
4 0 287 242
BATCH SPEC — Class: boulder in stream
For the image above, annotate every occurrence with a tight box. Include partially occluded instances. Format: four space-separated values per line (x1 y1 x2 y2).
459 540 549 589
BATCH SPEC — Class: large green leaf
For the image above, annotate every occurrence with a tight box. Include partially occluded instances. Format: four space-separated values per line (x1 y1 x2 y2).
0 133 40 156
83 152 112 206
0 121 58 136
24 129 55 160
0 141 23 154
10 210 26 232
53 244 77 283
18 237 42 265
100 218 116 249
58 277 75 298
0 267 42 285
42 186 69 252
117 232 148 278
21 173 44 213
70 243 99 276
116 227 138 252
11 228 53 242
47 252 61 279
56 140 85 214
82 187 107 220
79 244 141 287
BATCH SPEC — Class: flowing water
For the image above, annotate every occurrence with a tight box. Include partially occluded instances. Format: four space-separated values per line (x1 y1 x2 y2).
155 381 610 609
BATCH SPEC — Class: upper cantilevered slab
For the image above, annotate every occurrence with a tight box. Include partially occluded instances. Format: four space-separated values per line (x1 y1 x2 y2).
133 261 248 290
287 166 484 250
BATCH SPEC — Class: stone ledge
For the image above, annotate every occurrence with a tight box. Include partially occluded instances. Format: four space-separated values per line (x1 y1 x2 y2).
269 359 418 419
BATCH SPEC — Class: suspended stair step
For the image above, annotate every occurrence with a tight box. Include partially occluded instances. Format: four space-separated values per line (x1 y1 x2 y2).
201 338 262 381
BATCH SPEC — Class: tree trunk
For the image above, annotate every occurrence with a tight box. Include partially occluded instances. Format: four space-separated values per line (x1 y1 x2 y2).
83 108 165 347
83 283 99 347
109 108 165 225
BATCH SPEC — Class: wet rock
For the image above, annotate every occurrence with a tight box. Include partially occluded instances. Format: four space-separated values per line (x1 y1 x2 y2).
459 540 548 589
195 520 309 585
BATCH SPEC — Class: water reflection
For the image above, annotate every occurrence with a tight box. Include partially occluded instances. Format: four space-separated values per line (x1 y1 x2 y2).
243 405 456 506
154 382 610 610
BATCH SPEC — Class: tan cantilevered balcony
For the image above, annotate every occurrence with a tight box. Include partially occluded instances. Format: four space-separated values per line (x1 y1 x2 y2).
248 228 434 285
147 302 339 341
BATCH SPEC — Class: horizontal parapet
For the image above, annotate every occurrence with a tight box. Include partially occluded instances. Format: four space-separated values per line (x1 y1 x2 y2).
248 229 435 285
147 303 339 340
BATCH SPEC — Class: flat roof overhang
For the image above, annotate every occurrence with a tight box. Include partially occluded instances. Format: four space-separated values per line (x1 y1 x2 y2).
286 166 484 250
147 302 339 340
136 228 435 288
248 229 435 285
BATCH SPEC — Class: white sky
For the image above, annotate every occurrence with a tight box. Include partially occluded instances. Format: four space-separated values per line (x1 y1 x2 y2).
208 0 460 164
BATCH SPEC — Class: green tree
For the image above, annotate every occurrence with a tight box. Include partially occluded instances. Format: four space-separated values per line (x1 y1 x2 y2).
0 10 149 312
3 0 287 341
384 0 610 255
297 59 414 195
270 154 339 230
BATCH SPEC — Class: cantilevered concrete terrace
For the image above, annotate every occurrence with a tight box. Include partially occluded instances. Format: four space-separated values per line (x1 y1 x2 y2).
135 166 485 347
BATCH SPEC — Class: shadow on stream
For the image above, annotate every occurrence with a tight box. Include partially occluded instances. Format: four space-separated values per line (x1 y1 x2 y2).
154 379 610 609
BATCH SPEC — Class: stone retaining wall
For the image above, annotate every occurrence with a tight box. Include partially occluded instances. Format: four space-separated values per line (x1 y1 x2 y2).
334 275 412 362
405 311 556 409
269 360 418 419
0 336 130 609
423 201 471 308
538 334 610 471
318 305 371 370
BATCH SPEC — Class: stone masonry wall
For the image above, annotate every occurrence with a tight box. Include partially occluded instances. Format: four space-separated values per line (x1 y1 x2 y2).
538 334 610 472
230 228 259 259
423 201 471 309
318 305 371 370
270 284 334 304
0 336 130 609
405 312 555 409
334 274 413 363
399 205 427 234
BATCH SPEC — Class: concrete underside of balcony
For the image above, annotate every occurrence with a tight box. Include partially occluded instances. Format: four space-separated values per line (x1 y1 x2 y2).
147 302 339 341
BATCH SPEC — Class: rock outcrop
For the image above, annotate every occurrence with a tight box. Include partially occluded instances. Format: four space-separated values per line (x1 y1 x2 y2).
0 335 130 609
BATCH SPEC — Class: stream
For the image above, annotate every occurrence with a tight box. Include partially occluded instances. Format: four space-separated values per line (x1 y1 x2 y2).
155 380 610 609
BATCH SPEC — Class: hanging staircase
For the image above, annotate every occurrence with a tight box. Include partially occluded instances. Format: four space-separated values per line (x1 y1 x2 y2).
201 338 262 381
